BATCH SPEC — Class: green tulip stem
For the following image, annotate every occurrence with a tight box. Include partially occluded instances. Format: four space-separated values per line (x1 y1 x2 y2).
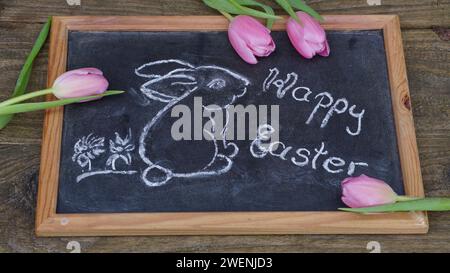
339 198 450 213
396 195 420 202
0 90 124 116
0 88 54 107
220 10 234 21
0 17 52 130
275 0 302 24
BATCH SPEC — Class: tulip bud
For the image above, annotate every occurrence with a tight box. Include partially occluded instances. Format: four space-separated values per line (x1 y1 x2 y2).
286 11 330 59
341 175 399 208
52 68 109 99
228 15 276 64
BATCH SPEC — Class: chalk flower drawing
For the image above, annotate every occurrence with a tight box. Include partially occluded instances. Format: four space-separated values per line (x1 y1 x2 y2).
75 129 138 183
106 129 135 170
72 133 105 171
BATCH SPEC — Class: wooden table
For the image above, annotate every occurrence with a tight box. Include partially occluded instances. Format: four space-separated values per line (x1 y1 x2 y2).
0 0 448 253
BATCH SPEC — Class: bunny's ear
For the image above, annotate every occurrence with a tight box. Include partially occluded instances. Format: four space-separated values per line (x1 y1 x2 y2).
140 70 198 103
135 59 195 79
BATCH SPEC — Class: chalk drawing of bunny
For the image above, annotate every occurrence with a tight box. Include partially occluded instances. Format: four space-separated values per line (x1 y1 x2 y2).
135 59 250 187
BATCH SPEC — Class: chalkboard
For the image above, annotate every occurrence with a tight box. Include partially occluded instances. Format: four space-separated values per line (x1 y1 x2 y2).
37 16 427 236
56 29 404 213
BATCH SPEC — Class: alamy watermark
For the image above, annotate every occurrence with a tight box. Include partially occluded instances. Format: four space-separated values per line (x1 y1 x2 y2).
66 0 81 6
170 96 280 143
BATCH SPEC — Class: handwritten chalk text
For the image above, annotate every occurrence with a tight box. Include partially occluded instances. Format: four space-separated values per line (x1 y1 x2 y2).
250 124 368 175
263 68 365 136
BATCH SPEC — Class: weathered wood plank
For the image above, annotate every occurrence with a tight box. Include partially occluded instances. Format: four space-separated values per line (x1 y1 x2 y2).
404 29 450 96
0 8 448 251
0 0 449 29
402 30 450 200
0 21 47 144
309 0 450 29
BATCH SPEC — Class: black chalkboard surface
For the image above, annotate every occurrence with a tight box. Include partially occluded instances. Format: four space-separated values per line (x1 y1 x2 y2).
56 29 404 214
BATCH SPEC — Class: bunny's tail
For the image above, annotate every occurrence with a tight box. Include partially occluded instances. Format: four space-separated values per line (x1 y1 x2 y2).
142 165 173 187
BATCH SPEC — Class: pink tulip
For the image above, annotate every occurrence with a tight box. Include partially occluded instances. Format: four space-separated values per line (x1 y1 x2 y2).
52 68 109 99
228 15 276 64
286 12 330 59
341 175 399 208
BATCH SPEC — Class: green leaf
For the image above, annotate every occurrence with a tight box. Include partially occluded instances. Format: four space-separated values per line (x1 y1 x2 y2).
0 17 52 129
339 198 450 213
0 91 124 116
289 0 324 21
203 0 241 14
229 0 281 20
234 0 276 28
203 0 280 20
275 0 301 24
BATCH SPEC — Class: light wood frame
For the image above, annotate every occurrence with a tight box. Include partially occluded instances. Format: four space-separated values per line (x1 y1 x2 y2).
36 16 427 236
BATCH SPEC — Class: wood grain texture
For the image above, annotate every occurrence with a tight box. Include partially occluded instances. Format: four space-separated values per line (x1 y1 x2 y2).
0 0 449 252
0 0 449 29
383 16 425 199
35 15 66 232
34 15 427 237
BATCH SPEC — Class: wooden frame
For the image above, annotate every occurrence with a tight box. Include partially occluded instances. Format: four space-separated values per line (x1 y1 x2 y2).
36 15 427 236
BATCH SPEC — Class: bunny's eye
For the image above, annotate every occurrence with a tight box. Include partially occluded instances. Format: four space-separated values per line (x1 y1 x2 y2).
207 79 226 90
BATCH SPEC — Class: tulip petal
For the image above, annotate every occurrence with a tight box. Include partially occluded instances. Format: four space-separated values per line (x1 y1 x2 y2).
53 68 103 87
307 41 325 53
286 19 316 59
286 12 330 59
232 16 271 43
341 174 399 208
228 28 258 64
53 74 109 99
297 12 326 44
342 196 361 208
228 15 275 63
252 40 276 57
318 40 330 57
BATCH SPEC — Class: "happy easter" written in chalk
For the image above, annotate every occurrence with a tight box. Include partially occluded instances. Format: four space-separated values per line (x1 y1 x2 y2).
251 68 369 176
